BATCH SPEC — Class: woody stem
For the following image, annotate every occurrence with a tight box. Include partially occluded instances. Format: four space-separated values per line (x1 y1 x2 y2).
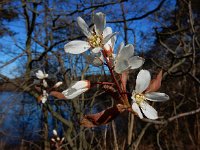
102 50 123 98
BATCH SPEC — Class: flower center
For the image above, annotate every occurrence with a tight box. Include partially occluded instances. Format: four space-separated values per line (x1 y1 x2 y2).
134 93 145 105
88 33 103 48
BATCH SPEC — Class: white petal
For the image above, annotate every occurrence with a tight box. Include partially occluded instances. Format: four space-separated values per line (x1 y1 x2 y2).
103 32 117 45
54 81 63 88
94 12 106 34
119 44 134 59
53 130 57 136
104 34 116 51
117 42 124 55
71 80 90 89
44 74 48 78
43 79 48 88
64 40 90 54
41 96 47 103
128 56 144 69
62 88 88 99
140 101 158 119
91 47 102 53
145 92 169 101
135 70 151 93
103 27 112 39
132 103 143 119
92 54 104 66
36 70 44 79
114 58 129 74
77 17 91 37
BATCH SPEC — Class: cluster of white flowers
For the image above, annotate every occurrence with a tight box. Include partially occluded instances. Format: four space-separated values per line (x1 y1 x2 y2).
51 129 65 149
35 70 63 104
36 12 169 120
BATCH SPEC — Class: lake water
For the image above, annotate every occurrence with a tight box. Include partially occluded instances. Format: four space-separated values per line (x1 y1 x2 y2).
0 92 42 144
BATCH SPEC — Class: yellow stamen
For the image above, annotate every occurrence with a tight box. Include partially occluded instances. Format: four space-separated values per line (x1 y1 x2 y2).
88 33 103 48
134 93 145 105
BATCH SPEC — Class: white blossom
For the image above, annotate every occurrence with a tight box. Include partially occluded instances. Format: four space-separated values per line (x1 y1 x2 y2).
62 80 90 99
43 79 48 88
87 31 116 66
36 70 48 79
64 12 116 54
53 129 58 136
41 90 48 104
131 70 169 119
54 81 63 88
114 43 144 74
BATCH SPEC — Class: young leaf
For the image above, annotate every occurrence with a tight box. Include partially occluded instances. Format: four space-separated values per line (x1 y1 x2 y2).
80 104 126 127
145 70 163 93
50 91 67 100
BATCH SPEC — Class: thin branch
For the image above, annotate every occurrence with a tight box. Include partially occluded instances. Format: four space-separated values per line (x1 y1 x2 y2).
108 0 166 23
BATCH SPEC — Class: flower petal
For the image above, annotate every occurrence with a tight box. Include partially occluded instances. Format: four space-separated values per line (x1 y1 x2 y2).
53 81 63 88
103 27 112 39
145 92 169 101
132 102 143 119
36 70 48 79
41 96 47 103
135 70 151 93
64 40 90 54
77 17 91 37
62 88 88 99
43 79 48 88
103 32 117 45
128 56 144 69
36 70 44 79
114 58 129 74
117 42 124 55
71 80 90 89
140 101 158 119
91 47 102 53
119 44 134 59
94 12 106 34
53 130 58 136
94 53 104 66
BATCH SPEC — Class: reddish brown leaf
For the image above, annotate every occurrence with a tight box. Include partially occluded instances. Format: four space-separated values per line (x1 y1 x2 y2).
80 104 126 128
50 91 67 100
145 70 163 93
37 95 42 103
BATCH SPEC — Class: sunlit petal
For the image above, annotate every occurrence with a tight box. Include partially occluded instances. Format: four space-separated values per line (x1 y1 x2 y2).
117 42 124 55
140 101 158 119
132 103 143 119
103 27 112 39
53 130 58 136
94 12 106 34
118 44 134 59
135 70 151 93
62 88 88 99
43 79 48 88
128 56 144 69
54 81 63 88
36 70 48 79
71 80 90 89
145 92 169 101
64 40 90 54
91 47 102 53
114 58 129 74
77 17 91 37
103 32 117 45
